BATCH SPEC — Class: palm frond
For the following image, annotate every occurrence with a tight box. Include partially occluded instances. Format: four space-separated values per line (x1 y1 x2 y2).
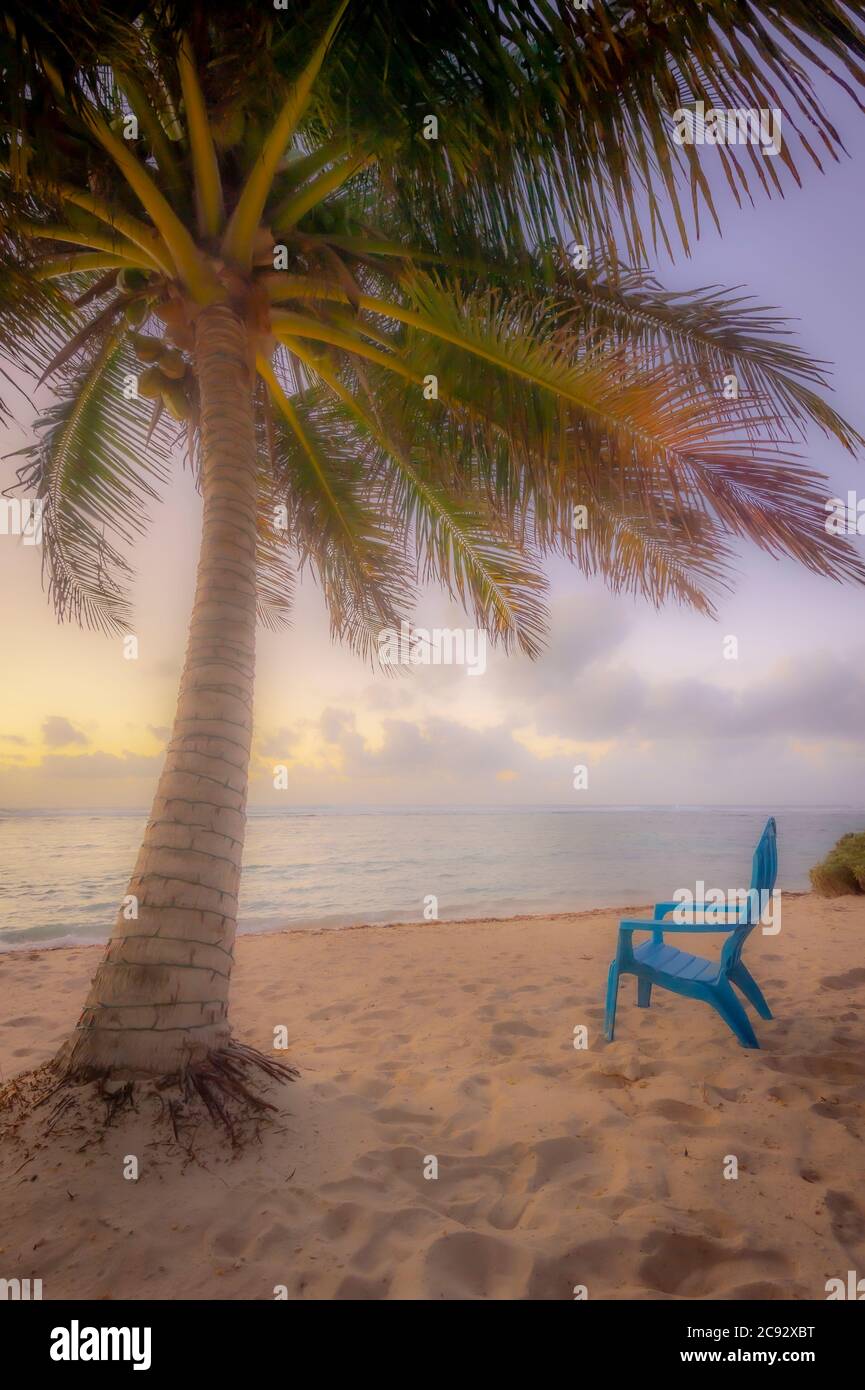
177 34 224 237
281 270 865 594
287 339 550 655
258 355 415 657
221 0 350 269
254 473 296 631
548 261 863 451
390 274 863 566
0 265 78 417
6 333 173 632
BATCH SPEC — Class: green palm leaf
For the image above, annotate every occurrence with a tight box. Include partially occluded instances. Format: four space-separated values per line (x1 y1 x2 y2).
259 359 415 657
8 333 172 632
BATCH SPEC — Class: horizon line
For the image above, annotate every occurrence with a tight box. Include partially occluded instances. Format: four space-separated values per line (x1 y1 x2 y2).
3 802 865 815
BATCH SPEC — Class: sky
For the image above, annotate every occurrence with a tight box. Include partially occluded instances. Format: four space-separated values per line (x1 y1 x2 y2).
1 75 864 810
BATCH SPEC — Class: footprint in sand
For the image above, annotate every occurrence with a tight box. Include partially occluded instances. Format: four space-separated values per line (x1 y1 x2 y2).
525 1135 596 1193
487 1019 543 1056
639 1230 792 1297
770 1053 865 1083
307 1003 357 1021
492 1019 541 1037
423 1230 533 1299
526 1236 628 1299
372 1105 434 1126
811 1097 862 1137
351 1205 449 1279
820 967 865 991
458 1073 492 1099
766 1082 807 1104
584 1070 632 1091
486 1193 530 1231
722 1279 812 1299
354 1077 393 1102
319 1174 389 1199
319 1202 370 1241
643 1099 716 1127
334 1272 390 1299
355 1144 428 1179
824 1190 865 1258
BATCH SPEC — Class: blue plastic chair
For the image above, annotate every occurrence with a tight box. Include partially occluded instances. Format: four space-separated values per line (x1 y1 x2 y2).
604 817 777 1049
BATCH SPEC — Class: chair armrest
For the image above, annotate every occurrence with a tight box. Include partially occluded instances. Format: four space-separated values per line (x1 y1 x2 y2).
653 901 745 920
619 916 741 937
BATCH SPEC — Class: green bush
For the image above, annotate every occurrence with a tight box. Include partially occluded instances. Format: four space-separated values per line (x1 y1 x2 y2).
810 832 865 896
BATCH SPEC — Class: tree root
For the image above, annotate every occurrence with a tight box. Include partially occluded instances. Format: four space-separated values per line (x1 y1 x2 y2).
181 1041 297 1140
0 1041 299 1158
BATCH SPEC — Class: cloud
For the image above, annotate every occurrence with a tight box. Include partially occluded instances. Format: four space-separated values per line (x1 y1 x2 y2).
530 651 865 745
147 724 171 742
0 734 27 746
40 750 161 779
474 596 865 747
247 635 865 806
256 707 539 797
41 715 89 748
361 680 415 712
257 725 305 759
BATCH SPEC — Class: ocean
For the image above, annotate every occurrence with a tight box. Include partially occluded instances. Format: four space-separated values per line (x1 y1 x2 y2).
0 804 861 951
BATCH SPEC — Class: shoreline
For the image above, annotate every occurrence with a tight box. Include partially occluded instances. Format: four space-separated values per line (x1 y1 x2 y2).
0 888 810 955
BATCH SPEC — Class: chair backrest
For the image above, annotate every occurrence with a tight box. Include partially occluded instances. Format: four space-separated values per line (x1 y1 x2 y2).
720 817 777 975
750 815 778 898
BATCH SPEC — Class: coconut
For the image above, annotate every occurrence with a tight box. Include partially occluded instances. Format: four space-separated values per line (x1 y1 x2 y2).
124 298 149 328
128 333 164 363
137 366 164 399
160 381 189 420
157 348 187 380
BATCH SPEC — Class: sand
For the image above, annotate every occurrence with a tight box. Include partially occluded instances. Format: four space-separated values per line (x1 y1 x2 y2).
1 892 863 1301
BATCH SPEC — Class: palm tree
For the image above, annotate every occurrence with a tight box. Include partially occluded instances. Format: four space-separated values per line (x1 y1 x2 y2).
2 0 864 1099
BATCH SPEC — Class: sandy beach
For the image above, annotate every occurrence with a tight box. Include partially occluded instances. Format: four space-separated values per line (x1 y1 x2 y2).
1 892 864 1301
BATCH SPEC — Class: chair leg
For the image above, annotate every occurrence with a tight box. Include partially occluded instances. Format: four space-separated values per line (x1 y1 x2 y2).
730 963 772 1019
710 982 760 1049
636 977 652 1009
605 962 620 1041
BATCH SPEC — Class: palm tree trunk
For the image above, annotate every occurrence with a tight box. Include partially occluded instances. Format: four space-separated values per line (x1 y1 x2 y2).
58 303 259 1079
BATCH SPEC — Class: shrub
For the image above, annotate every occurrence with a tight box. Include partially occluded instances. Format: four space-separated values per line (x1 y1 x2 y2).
810 832 865 896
